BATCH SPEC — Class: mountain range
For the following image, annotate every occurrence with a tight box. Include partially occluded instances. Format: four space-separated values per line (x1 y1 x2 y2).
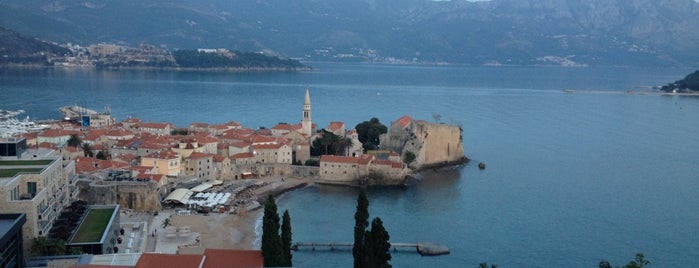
1 0 698 66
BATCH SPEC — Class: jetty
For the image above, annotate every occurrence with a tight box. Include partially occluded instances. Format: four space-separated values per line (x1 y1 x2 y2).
291 242 449 256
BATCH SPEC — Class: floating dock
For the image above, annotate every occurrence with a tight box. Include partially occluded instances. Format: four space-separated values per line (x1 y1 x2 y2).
291 242 449 256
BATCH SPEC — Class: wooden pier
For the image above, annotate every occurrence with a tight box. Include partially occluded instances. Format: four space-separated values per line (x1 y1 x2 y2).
291 242 449 256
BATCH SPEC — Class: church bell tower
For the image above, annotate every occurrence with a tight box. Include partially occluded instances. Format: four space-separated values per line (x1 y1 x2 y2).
302 88 312 136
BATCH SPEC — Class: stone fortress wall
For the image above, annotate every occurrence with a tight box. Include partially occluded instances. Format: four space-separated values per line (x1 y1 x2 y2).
381 119 467 170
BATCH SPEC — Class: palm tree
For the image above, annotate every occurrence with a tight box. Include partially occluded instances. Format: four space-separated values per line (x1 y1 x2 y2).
66 134 82 147
80 143 93 157
31 236 49 256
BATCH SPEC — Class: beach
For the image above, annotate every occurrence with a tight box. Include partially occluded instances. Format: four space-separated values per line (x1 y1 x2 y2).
149 177 310 254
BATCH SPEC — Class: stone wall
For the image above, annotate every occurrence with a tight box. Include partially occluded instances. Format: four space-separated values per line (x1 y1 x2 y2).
78 180 161 212
381 120 467 170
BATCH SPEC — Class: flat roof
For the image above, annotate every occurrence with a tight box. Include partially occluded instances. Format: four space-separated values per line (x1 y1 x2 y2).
0 214 25 240
71 207 117 244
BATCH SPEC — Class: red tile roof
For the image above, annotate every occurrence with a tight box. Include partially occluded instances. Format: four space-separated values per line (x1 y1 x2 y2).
327 121 345 131
395 115 413 128
231 152 254 159
230 142 251 148
135 253 205 268
39 129 81 138
252 143 283 150
320 155 360 164
143 150 180 160
272 123 301 131
189 152 213 160
212 155 227 162
202 249 263 268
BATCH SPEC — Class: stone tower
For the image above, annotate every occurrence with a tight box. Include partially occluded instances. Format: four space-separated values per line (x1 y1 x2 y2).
302 88 312 136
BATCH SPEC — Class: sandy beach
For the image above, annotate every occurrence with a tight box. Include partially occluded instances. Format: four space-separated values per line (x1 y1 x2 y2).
151 177 311 254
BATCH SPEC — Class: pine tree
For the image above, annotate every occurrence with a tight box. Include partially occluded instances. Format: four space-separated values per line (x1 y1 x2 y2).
281 210 293 267
353 189 370 268
261 195 283 267
366 217 391 268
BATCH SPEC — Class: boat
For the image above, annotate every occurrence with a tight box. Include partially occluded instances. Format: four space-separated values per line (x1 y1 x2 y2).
0 110 49 138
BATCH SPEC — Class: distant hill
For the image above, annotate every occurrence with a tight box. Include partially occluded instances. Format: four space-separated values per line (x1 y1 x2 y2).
0 27 70 65
661 71 699 93
1 0 698 66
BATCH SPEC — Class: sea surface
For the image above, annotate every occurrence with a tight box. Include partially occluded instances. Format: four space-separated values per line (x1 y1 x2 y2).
2 63 698 267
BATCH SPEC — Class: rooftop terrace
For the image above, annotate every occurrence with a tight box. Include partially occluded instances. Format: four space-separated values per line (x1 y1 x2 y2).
70 208 115 244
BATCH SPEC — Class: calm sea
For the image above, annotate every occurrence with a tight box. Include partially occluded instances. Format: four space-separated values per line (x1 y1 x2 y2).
2 63 698 267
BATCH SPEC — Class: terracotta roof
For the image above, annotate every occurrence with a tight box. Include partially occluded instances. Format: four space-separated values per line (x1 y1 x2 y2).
395 115 413 128
189 152 213 160
23 132 38 139
249 135 275 144
327 121 345 131
143 150 179 160
75 157 130 174
107 130 133 137
202 248 263 268
212 155 227 162
139 122 173 129
320 155 360 164
252 143 284 150
39 129 81 138
230 142 251 148
231 152 254 159
135 253 205 268
224 121 242 127
272 123 301 131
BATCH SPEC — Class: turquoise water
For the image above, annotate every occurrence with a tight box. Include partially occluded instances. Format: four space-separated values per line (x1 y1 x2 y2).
2 63 698 267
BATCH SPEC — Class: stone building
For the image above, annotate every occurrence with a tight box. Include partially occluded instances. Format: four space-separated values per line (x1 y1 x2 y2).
380 115 467 170
0 146 75 254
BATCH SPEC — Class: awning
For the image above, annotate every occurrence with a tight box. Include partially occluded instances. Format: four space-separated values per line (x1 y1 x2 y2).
210 180 223 186
163 188 193 204
190 183 213 193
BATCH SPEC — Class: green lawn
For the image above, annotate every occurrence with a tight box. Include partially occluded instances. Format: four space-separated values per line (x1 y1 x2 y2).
0 168 43 178
71 208 114 243
0 160 53 166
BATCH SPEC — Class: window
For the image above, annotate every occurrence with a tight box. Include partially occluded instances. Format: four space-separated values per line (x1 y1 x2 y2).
27 182 37 196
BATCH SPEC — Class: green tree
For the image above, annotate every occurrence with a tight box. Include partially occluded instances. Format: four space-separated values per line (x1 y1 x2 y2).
96 150 107 160
402 151 416 165
311 129 353 156
31 236 49 256
66 134 81 147
81 143 93 157
261 195 284 267
365 217 391 268
600 253 650 268
623 253 650 268
355 118 387 152
353 189 370 268
304 159 320 166
281 210 293 267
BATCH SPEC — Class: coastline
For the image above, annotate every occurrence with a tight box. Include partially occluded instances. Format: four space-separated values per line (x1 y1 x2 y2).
154 177 312 254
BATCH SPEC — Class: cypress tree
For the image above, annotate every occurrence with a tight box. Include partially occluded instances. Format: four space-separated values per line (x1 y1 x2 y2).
366 217 392 268
261 195 283 267
353 189 370 268
281 210 293 267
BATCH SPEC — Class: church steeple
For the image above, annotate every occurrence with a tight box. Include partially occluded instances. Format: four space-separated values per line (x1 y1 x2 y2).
302 88 312 136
